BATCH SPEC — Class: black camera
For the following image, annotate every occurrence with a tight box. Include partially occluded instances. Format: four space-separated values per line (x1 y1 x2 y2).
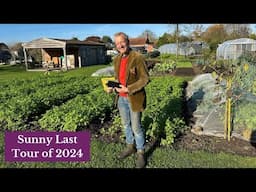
106 81 121 88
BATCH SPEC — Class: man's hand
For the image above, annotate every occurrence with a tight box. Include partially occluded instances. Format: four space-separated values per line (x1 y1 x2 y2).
115 85 128 93
106 87 114 93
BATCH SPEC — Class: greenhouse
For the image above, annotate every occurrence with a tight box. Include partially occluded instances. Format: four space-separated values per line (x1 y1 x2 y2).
158 41 208 56
216 38 256 60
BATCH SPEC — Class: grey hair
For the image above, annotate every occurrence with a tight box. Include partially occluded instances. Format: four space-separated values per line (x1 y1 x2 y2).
114 32 129 44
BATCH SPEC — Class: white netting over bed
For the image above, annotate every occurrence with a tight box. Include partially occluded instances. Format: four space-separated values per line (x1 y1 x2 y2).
186 55 256 142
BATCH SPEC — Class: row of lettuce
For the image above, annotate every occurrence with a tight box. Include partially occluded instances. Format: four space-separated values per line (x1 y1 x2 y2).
0 73 186 146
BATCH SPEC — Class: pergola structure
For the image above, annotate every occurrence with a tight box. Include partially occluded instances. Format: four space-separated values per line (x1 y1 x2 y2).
22 38 69 71
22 37 106 71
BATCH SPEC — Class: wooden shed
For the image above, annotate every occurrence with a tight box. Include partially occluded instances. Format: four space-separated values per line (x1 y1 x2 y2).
0 43 12 63
22 38 106 70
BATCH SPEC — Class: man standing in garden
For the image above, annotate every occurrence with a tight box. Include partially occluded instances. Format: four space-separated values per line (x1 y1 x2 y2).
106 32 150 168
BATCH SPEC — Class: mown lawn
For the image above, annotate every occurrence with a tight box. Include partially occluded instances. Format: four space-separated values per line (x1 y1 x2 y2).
0 64 110 81
1 131 256 168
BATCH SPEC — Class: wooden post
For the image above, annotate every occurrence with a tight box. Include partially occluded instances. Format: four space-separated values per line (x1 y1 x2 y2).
224 77 232 141
227 97 231 141
63 47 68 70
176 24 179 60
23 47 28 71
224 97 228 139
41 48 43 66
78 56 81 68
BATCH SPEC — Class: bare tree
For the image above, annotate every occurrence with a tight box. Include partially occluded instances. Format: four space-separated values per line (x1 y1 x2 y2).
224 24 251 39
168 24 206 58
190 24 205 41
138 29 157 42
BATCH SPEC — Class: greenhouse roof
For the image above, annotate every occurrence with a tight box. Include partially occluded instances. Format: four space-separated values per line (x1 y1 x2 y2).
222 38 256 45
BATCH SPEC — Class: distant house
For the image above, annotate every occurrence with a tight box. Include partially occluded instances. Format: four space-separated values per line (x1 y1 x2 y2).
129 35 154 53
22 38 106 70
0 43 12 63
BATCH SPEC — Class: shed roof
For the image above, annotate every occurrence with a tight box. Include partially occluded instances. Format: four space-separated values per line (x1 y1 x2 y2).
0 43 9 50
22 38 105 49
